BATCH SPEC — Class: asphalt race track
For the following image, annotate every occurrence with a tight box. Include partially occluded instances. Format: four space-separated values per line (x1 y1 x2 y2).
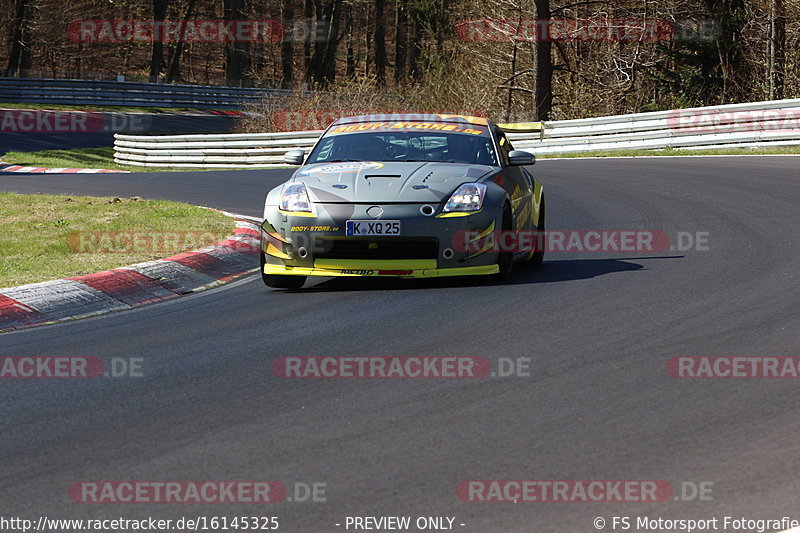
1 156 799 531
0 112 240 153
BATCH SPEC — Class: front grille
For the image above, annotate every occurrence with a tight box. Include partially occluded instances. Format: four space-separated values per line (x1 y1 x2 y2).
313 238 439 260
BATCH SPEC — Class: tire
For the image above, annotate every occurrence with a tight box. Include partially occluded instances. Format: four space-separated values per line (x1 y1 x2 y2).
260 251 306 289
494 204 514 280
530 196 545 266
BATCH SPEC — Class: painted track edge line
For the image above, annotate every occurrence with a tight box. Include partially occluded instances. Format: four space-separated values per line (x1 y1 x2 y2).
0 160 130 174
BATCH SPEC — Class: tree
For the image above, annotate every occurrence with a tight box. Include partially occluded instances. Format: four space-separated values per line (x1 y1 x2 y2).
5 0 33 77
533 0 553 120
708 0 747 100
281 0 294 88
165 0 198 84
224 0 251 86
345 3 356 79
307 0 344 86
769 0 785 99
320 0 344 84
303 0 314 78
149 0 168 82
407 14 423 80
394 1 408 83
374 0 386 85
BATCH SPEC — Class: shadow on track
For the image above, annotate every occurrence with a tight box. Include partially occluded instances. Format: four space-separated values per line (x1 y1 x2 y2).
272 256 684 294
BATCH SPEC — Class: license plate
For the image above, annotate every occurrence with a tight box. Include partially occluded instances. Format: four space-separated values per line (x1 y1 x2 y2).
346 220 401 236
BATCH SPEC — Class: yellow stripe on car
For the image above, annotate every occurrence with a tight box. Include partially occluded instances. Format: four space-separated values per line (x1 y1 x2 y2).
265 243 291 259
470 220 496 242
278 209 316 218
436 210 481 218
263 264 499 278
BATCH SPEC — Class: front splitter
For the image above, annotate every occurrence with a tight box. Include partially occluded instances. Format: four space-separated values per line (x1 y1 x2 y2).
263 264 499 278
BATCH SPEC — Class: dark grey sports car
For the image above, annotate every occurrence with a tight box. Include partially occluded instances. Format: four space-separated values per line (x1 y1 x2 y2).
260 114 545 288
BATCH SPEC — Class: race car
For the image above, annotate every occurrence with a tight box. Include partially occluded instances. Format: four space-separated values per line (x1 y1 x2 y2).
260 114 545 289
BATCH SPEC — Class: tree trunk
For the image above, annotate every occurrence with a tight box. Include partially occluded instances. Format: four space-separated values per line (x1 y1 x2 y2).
408 17 422 81
303 0 314 82
708 0 746 100
321 0 343 84
5 0 34 77
364 2 372 78
165 0 197 84
769 0 785 99
310 0 326 84
345 4 356 79
281 0 295 88
394 1 407 83
505 44 517 123
374 0 386 85
533 0 553 121
224 0 252 86
149 0 168 82
309 0 343 86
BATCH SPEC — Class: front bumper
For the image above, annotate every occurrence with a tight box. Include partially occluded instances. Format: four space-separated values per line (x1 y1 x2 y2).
262 203 502 278
263 263 499 278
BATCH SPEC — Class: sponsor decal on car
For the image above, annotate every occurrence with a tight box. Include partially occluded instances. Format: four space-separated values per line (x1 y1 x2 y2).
289 225 339 232
328 122 487 136
299 161 384 175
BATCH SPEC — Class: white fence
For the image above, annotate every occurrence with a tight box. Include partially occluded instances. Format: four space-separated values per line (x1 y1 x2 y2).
114 131 322 168
114 98 800 167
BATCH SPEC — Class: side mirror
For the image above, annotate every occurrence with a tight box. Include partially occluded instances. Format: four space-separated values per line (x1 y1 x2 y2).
284 149 306 165
508 150 535 166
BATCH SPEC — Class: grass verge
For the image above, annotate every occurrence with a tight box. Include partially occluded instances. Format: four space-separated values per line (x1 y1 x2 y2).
0 147 195 172
0 192 234 287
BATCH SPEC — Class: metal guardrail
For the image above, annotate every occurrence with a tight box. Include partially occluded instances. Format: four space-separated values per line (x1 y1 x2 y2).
114 131 322 167
114 98 800 167
0 77 286 109
507 98 800 154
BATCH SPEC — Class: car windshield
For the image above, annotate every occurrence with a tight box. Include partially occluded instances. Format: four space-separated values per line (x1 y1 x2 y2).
306 123 498 166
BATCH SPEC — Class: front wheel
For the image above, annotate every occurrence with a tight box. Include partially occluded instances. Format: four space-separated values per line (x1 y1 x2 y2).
494 204 514 280
260 252 306 289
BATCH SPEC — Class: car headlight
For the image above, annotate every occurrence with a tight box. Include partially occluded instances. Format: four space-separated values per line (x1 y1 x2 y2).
443 183 487 212
280 183 311 212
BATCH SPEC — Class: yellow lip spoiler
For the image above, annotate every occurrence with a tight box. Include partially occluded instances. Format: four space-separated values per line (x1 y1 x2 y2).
264 263 500 278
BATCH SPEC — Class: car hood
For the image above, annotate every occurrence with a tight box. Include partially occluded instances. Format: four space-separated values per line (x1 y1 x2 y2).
292 161 495 204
